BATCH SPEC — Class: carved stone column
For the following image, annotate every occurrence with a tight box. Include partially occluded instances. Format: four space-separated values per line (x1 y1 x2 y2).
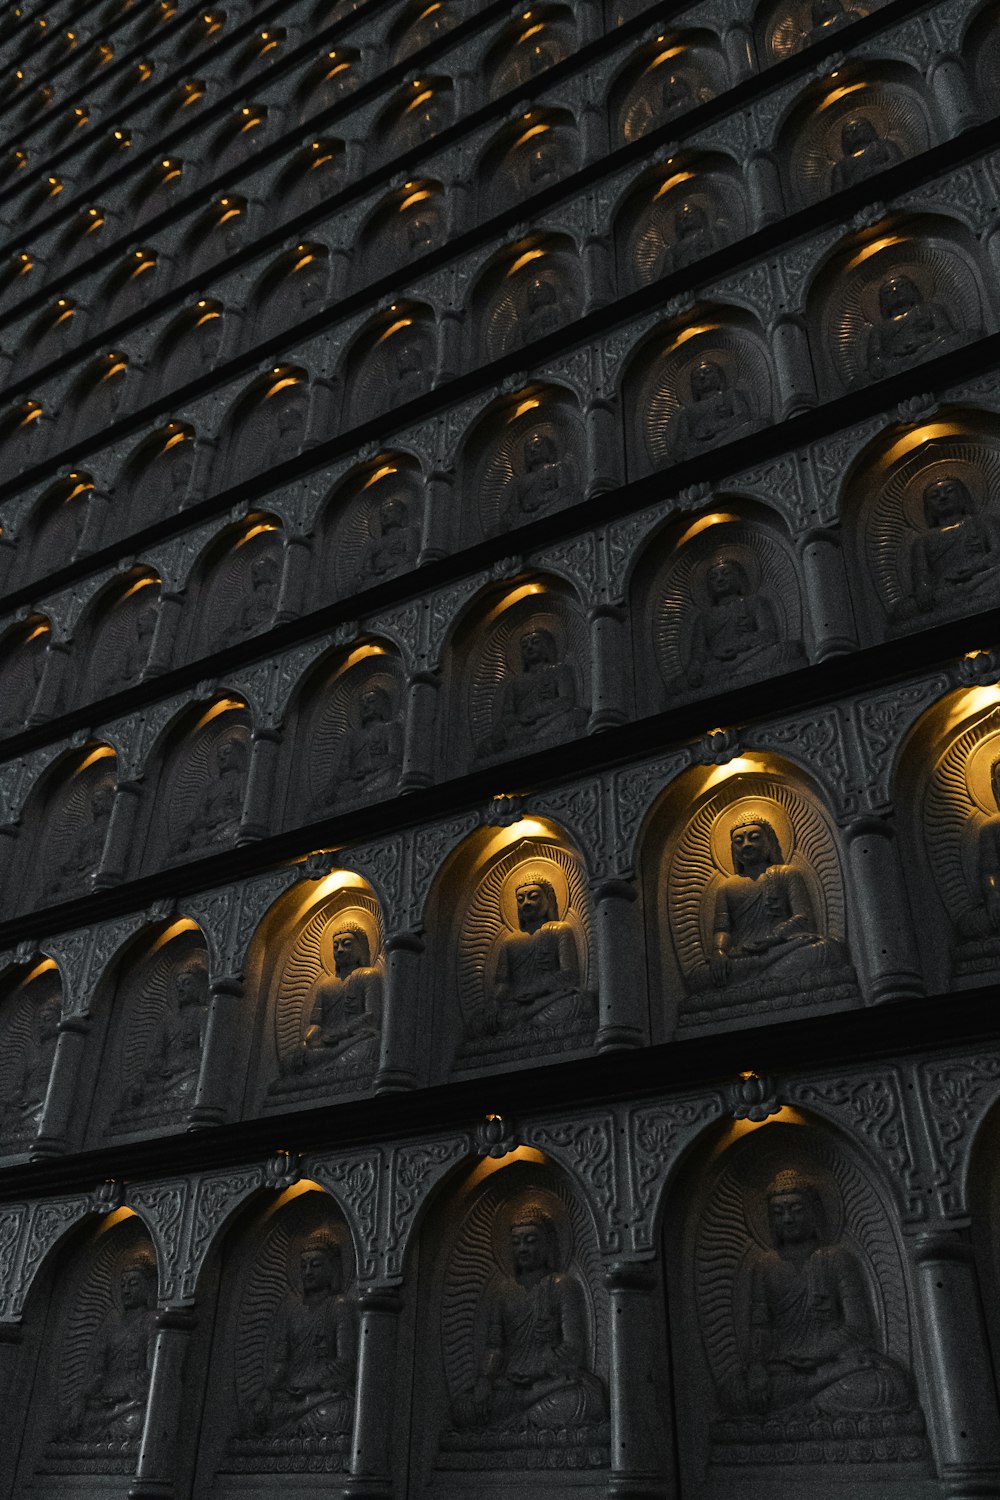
909 1226 1000 1498
189 975 243 1127
586 396 622 497
274 532 312 625
928 55 978 136
747 151 783 229
376 931 424 1091
589 603 629 733
593 877 647 1051
579 98 607 165
843 815 925 1003
30 639 68 722
420 468 455 564
239 726 281 841
146 591 184 677
721 21 755 80
400 671 440 790
604 1261 672 1498
346 1285 404 1497
32 1010 90 1157
795 526 858 659
582 232 615 315
130 1305 198 1500
772 314 818 418
95 779 142 887
437 307 464 386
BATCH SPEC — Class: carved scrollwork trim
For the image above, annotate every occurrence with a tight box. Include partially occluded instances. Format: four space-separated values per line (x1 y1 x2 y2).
918 1052 1000 1215
383 1134 470 1278
305 1148 384 1280
627 1094 723 1253
524 1113 624 1253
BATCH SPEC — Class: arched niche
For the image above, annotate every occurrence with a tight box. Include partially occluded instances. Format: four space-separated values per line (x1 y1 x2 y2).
319 452 423 595
405 1153 610 1491
665 1115 931 1493
15 295 81 378
612 31 726 145
354 178 448 286
275 138 347 216
343 304 436 426
75 568 161 704
172 6 227 59
842 409 1000 641
615 154 747 292
218 367 311 490
129 156 188 230
0 250 40 317
443 578 591 770
425 818 598 1074
291 44 360 122
137 696 251 872
84 126 133 179
182 194 249 280
895 684 1000 993
642 755 857 1037
285 639 406 817
623 310 773 475
457 383 585 543
388 0 461 62
482 4 577 101
23 472 94 584
249 243 332 347
190 1183 359 1493
153 302 225 396
101 245 159 322
809 218 986 395
378 75 454 159
12 743 117 912
756 0 871 65
0 954 62 1158
52 205 110 273
153 72 209 132
114 422 196 540
10 1211 162 1496
16 174 66 232
479 108 580 217
185 512 284 660
246 871 385 1113
780 65 934 209
472 234 582 363
630 501 807 711
0 613 49 733
965 0 1000 117
0 398 46 488
82 918 211 1146
65 350 130 445
210 101 272 177
229 23 286 81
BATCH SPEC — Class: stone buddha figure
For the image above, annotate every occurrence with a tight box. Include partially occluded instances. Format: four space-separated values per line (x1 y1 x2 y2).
680 555 801 690
866 273 960 382
170 734 247 857
0 639 45 730
126 950 209 1114
959 755 1000 941
359 490 420 581
52 779 115 897
522 271 563 342
904 474 1000 617
66 1245 158 1446
248 1228 356 1440
451 1205 607 1434
503 429 571 528
289 924 382 1076
476 876 593 1038
672 358 755 458
694 816 844 994
487 626 582 755
326 682 403 804
663 199 716 275
802 0 856 48
733 1169 921 1426
220 548 280 646
390 329 429 403
110 594 158 689
0 991 60 1141
829 115 902 195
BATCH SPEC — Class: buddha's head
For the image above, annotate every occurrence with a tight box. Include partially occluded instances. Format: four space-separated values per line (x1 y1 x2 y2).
923 474 975 528
690 359 727 402
878 273 922 320
510 1204 560 1275
216 736 245 775
35 993 61 1044
706 556 749 602
332 923 371 977
766 1168 825 1247
299 1227 343 1296
515 876 560 932
519 625 559 670
524 429 558 472
378 492 408 533
250 550 278 592
841 115 877 156
730 815 783 876
810 0 845 30
358 684 392 727
526 272 556 316
120 1246 158 1311
174 951 208 1009
674 200 708 241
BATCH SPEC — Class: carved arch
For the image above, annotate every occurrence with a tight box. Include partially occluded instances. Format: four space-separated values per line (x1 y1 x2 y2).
354 178 448 286
478 107 580 217
378 75 454 159
480 3 577 101
341 301 437 428
614 151 748 293
0 612 50 734
214 365 313 491
9 742 118 913
468 231 583 366
609 29 728 145
180 510 285 661
317 448 425 596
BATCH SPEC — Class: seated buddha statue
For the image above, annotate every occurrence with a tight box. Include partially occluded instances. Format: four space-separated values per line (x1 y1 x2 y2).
0 992 60 1141
66 1246 158 1446
679 555 802 690
390 329 429 403
662 199 716 275
127 951 209 1113
672 358 756 458
866 273 961 382
291 924 382 1076
358 491 419 581
522 271 564 342
904 474 1000 618
486 626 582 755
451 1206 607 1434
732 1169 921 1424
829 115 902 195
51 780 115 897
502 429 572 528
221 549 280 646
171 735 247 857
329 683 404 804
475 876 593 1037
959 754 1000 940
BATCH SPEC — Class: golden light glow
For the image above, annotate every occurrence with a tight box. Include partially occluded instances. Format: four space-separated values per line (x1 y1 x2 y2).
181 81 204 106
130 254 156 277
514 122 549 148
137 59 153 81
939 685 1000 734
652 169 695 201
718 1106 804 1144
65 476 93 502
194 697 245 731
84 209 105 233
821 81 866 109
364 464 398 487
674 511 741 548
217 203 242 226
100 357 128 382
194 307 220 328
162 427 190 451
307 866 371 904
24 620 50 643
845 233 906 271
291 251 316 273
274 1179 325 1207
18 402 42 427
649 44 684 69
400 187 431 212
45 176 63 198
264 375 300 399
517 22 545 43
499 582 544 610
101 1206 137 1229
467 1145 547 1188
16 254 33 274
404 87 434 114
376 317 413 344
77 744 116 772
507 248 545 277
513 397 541 419
51 302 74 328
25 957 58 982
878 421 964 467
702 752 769 791
151 916 200 952
235 520 279 548
121 574 158 600
323 60 350 79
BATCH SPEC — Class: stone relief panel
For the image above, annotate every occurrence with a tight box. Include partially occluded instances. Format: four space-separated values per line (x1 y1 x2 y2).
459 385 585 542
14 1213 159 1492
613 33 726 144
320 453 424 596
18 746 117 909
669 1121 930 1492
222 369 311 490
24 473 95 586
616 156 747 291
481 109 581 217
154 305 226 399
186 514 284 659
0 958 61 1156
845 413 1000 640
193 1187 358 1493
447 582 590 768
379 76 454 159
757 0 872 64
277 139 348 217
474 237 583 362
0 615 49 734
87 922 210 1144
814 227 985 395
781 70 933 208
344 305 437 427
140 700 251 871
484 4 576 101
290 643 406 817
355 179 448 285
78 571 161 703
250 244 332 346
410 1157 610 1491
291 46 361 125
389 0 460 61
648 763 857 1033
0 400 46 489
250 876 384 1112
626 316 773 473
634 508 807 709
66 353 130 446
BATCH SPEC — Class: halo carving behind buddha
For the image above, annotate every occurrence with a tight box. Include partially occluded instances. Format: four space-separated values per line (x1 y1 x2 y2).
479 248 580 363
469 394 583 537
0 966 60 1151
787 82 929 207
193 524 283 656
155 711 250 866
761 0 869 63
348 317 435 425
466 595 589 762
84 580 160 699
617 44 720 144
326 460 422 595
636 326 770 467
40 755 116 904
622 169 744 289
0 625 47 731
300 654 404 812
